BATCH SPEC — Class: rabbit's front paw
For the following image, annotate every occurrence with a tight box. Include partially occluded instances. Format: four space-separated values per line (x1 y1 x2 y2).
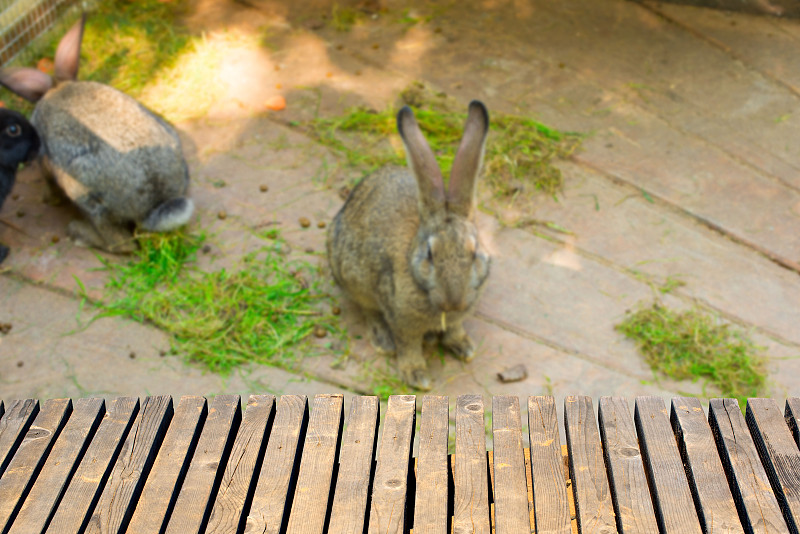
442 326 476 362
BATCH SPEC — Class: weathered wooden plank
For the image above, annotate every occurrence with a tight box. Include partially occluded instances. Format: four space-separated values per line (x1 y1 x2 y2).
597 396 658 534
286 394 344 534
206 394 276 534
453 396 490 534
0 398 70 533
244 395 308 534
367 395 416 534
785 398 800 450
670 397 743 533
44 397 140 534
83 395 173 534
164 394 241 534
491 396 530 533
8 397 105 534
327 396 380 534
413 395 449 534
634 396 702 534
125 395 207 533
453 395 490 534
0 400 39 480
708 398 787 534
563 396 615 534
528 396 570 534
746 398 800 532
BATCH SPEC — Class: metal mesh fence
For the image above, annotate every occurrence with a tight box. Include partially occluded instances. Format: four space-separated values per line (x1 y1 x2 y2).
0 0 81 66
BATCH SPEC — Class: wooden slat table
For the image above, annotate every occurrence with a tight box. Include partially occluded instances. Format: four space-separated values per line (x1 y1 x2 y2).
1 395 799 533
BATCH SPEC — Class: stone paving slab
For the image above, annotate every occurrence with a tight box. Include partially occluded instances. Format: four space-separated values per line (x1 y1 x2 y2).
502 0 800 190
647 2 800 94
574 110 800 271
0 164 109 296
528 161 800 347
479 221 655 380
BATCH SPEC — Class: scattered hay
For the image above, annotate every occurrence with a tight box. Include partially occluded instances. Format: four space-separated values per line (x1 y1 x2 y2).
616 301 768 405
88 231 343 374
304 82 582 198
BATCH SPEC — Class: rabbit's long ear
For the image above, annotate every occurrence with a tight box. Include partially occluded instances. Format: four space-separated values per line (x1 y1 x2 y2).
54 14 85 82
397 106 446 217
447 101 489 217
0 68 53 102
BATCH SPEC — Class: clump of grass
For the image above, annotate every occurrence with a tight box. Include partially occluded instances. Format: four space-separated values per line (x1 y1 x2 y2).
1 0 219 121
365 361 412 398
304 83 581 198
659 275 686 294
330 4 364 32
95 231 342 373
485 115 580 197
307 106 463 176
616 302 767 405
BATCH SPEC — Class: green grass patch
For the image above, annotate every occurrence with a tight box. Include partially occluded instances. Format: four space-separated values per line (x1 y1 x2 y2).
77 0 191 97
92 231 343 374
1 0 220 121
616 302 767 405
3 0 189 100
303 83 582 197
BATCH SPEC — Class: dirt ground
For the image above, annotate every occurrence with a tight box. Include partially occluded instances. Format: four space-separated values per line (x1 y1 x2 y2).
1 0 799 415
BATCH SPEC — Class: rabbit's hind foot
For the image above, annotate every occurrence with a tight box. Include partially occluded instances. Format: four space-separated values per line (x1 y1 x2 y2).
396 347 432 391
400 365 432 392
68 220 137 254
42 174 68 206
365 311 396 355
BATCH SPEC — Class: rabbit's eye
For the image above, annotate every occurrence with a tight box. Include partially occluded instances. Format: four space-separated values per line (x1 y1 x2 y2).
5 124 21 137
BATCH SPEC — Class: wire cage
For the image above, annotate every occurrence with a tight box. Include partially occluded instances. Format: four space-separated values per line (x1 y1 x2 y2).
0 0 82 66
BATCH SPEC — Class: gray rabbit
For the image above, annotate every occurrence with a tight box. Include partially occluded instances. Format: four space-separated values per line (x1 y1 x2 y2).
327 101 492 390
0 108 40 264
0 16 192 253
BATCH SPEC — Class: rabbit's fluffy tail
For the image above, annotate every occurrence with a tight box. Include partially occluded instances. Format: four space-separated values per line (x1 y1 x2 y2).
141 197 194 232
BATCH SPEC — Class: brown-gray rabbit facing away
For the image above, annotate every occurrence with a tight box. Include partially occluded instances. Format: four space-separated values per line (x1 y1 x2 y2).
327 101 491 390
0 16 192 253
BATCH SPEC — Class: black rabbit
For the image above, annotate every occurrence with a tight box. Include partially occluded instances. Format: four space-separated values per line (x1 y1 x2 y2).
0 108 40 264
